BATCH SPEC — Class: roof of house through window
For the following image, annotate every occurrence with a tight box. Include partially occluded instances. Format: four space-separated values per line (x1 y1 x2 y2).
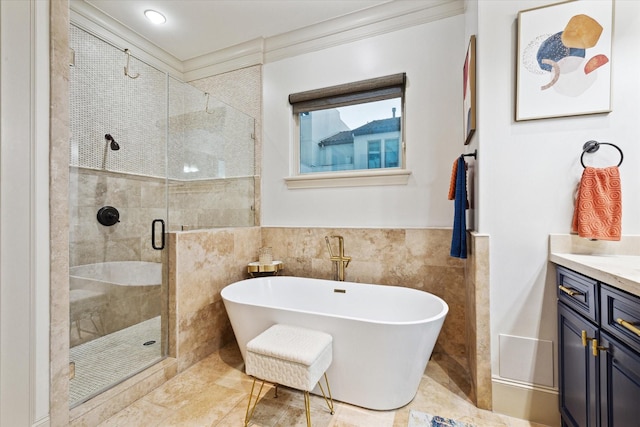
352 117 400 136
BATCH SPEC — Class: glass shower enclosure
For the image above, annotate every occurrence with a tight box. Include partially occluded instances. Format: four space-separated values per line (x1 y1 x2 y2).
68 24 255 407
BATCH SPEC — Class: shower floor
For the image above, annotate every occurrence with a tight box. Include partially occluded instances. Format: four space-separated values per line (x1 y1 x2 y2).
69 316 162 407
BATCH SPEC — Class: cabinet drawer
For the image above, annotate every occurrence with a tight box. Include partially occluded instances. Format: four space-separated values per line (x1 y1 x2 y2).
601 283 640 354
557 266 598 323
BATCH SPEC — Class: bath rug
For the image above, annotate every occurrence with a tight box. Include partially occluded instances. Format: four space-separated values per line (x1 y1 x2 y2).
408 410 475 427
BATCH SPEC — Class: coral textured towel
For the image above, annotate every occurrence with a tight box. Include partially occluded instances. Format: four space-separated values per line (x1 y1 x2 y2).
572 166 622 241
448 159 458 200
448 158 469 208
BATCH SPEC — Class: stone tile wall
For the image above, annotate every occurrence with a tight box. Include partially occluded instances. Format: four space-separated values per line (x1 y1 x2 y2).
168 227 261 372
261 227 467 359
167 226 468 374
69 167 256 269
168 176 256 230
69 167 166 267
466 232 492 409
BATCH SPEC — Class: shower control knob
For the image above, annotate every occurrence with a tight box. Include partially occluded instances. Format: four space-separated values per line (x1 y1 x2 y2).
97 206 120 226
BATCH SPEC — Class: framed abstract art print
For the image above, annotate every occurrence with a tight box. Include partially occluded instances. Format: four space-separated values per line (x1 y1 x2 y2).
516 0 613 121
463 35 476 144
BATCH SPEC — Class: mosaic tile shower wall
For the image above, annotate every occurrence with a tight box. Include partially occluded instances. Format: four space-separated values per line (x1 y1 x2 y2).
69 25 167 177
69 25 256 234
70 25 255 181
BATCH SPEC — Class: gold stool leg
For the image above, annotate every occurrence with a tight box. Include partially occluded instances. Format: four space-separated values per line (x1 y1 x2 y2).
317 373 335 415
244 377 265 427
304 391 312 427
303 373 334 427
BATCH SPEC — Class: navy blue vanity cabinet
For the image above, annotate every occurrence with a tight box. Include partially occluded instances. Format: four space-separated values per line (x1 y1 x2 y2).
558 302 598 427
598 332 640 427
557 266 599 427
557 265 640 427
598 284 640 427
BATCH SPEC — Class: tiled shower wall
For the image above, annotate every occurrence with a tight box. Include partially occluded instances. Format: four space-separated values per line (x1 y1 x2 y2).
69 25 257 248
69 25 166 177
64 20 262 427
69 167 166 266
68 168 257 266
70 25 255 182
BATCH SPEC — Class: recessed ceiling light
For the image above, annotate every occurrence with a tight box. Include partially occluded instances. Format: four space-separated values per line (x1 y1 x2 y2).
144 9 166 25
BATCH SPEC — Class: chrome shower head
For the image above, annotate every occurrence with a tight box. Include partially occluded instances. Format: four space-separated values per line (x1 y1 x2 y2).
105 134 120 151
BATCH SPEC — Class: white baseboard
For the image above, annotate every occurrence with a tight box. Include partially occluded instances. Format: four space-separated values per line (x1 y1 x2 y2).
32 416 50 427
492 379 561 427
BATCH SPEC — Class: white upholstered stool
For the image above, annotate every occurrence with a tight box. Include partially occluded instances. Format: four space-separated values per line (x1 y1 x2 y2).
244 324 334 427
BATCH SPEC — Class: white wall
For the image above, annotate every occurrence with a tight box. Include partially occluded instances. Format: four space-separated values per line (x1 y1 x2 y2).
0 0 51 426
262 15 466 227
477 0 640 401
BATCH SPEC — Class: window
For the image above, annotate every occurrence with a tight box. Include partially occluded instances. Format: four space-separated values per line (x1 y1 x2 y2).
367 138 399 169
368 140 381 169
384 138 399 167
286 74 411 188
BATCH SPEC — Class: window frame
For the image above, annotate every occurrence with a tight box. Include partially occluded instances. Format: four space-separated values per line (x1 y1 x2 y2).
285 73 411 189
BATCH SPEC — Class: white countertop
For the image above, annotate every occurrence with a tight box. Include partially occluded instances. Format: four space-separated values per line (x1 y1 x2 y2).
549 252 640 297
549 234 640 297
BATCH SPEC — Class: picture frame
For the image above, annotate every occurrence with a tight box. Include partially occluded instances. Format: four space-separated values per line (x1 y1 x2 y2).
463 35 476 145
516 0 613 121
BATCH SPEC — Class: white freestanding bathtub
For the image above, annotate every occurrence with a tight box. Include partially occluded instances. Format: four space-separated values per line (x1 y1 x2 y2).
221 276 448 410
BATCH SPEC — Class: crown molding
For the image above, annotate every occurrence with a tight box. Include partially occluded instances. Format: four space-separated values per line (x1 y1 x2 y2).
69 0 464 81
263 0 464 63
182 38 265 82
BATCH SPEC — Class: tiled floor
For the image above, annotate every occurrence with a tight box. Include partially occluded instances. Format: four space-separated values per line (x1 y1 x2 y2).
70 317 162 407
97 343 550 427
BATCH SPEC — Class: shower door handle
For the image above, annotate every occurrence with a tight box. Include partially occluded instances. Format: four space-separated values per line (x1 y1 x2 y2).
151 219 165 250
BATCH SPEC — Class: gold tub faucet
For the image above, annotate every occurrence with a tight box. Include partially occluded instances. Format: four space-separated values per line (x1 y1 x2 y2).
325 235 351 281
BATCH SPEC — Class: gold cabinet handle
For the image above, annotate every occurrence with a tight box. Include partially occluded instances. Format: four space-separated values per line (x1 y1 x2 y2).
581 330 591 347
559 285 584 297
592 338 608 357
616 318 640 337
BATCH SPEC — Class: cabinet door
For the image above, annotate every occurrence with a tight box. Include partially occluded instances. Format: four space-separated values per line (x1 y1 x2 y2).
559 302 599 427
599 332 640 427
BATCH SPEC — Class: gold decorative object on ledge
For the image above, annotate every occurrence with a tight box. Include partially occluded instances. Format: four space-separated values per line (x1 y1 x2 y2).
247 260 284 277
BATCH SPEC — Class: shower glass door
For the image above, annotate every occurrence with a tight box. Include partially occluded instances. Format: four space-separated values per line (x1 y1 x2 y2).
68 25 169 407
